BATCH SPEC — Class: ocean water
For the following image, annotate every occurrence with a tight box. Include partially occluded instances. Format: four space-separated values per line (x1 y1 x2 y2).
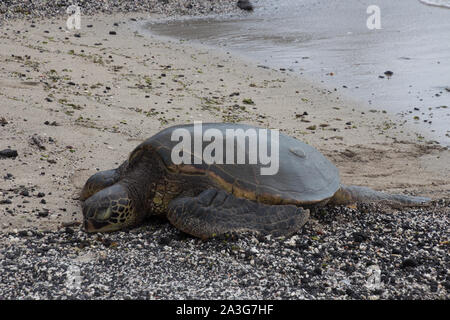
146 0 450 146
419 0 450 8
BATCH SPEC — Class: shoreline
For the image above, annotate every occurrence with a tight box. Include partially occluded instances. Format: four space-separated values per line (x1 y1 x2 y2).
0 12 448 300
145 0 450 147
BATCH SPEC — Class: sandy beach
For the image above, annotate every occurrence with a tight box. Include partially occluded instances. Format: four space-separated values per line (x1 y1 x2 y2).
0 4 449 300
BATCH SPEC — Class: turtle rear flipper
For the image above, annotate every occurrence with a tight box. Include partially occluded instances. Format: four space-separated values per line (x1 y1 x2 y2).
330 185 431 207
167 189 310 239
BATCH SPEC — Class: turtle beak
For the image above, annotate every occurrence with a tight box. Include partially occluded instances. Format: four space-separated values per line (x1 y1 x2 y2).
83 217 110 232
84 219 96 232
82 199 112 232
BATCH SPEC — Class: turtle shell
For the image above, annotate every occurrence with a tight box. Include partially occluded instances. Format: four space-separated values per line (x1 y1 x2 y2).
129 123 340 205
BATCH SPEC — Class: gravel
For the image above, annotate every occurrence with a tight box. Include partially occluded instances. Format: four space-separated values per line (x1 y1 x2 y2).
0 201 448 299
0 0 241 22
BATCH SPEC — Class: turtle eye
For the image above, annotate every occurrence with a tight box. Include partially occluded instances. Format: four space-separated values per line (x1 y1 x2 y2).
96 207 112 221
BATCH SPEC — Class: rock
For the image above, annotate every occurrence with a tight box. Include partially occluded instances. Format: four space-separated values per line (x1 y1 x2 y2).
237 0 253 11
0 149 18 158
30 134 46 150
20 190 30 197
352 232 368 242
401 258 418 269
38 210 49 217
109 31 117 35
4 173 13 180
342 149 356 158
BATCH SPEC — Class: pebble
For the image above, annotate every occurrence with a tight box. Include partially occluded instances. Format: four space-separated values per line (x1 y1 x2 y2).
0 201 447 299
0 1 243 22
401 258 418 269
0 149 18 158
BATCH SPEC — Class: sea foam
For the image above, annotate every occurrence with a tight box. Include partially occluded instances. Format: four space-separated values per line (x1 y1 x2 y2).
419 0 450 8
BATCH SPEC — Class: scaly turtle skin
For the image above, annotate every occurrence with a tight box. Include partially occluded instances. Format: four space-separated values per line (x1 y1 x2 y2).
80 123 430 239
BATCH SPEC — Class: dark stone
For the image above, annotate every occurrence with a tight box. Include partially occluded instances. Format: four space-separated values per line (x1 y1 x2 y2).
37 192 45 198
78 240 90 249
18 230 29 237
109 31 117 35
102 238 112 247
237 0 253 11
4 173 13 180
372 240 384 247
352 232 368 242
20 190 30 197
0 149 18 158
38 210 49 217
401 258 418 269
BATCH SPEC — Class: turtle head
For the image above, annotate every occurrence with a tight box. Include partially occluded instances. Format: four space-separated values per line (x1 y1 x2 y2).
82 184 140 232
80 169 120 201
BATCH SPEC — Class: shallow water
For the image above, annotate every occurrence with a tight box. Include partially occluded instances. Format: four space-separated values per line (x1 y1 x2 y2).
146 0 450 146
419 0 450 8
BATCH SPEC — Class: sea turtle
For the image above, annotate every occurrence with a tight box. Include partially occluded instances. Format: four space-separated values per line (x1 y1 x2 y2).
80 123 430 239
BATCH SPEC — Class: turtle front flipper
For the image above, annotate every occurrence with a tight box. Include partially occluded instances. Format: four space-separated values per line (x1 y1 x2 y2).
80 169 121 201
329 185 431 207
167 189 310 239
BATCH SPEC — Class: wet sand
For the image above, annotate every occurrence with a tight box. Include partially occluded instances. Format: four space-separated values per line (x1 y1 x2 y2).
148 0 450 146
